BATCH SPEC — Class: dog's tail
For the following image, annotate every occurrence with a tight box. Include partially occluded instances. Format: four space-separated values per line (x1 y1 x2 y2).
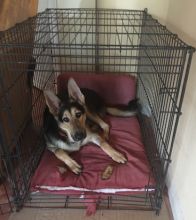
106 99 138 117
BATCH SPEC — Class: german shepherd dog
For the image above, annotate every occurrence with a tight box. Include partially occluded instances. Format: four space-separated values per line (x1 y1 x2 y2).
43 78 137 174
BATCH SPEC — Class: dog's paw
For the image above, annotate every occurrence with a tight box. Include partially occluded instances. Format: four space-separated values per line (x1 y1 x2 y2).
110 150 127 164
102 124 110 140
66 159 82 175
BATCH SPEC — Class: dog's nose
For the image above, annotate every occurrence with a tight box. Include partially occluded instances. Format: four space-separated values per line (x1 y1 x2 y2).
73 131 86 142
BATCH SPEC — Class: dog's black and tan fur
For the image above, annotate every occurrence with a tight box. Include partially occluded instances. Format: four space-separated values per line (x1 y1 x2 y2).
43 78 137 174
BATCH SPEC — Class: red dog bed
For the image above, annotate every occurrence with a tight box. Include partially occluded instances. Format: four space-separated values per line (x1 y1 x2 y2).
30 73 155 214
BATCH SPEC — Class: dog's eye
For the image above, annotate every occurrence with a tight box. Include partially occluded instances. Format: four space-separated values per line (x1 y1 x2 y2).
63 117 69 123
75 112 82 118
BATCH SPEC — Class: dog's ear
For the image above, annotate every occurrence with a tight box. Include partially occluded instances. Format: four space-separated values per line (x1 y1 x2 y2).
44 90 61 116
67 78 85 104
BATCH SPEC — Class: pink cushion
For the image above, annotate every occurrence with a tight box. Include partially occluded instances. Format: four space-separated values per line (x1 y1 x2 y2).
31 116 154 192
57 72 136 105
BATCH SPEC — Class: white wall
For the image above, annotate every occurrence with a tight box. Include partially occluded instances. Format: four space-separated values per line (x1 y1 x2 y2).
38 0 57 12
38 0 170 23
166 1 196 220
38 0 95 12
99 0 169 24
56 0 95 8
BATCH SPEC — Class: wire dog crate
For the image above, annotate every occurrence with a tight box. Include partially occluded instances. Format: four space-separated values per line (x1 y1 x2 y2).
0 8 195 215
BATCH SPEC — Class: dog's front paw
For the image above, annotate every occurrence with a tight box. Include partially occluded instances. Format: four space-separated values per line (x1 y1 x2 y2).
102 124 110 140
110 150 127 164
66 159 82 175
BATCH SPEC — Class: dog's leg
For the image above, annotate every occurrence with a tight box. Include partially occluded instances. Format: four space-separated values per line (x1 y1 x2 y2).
85 109 109 139
53 149 82 174
85 130 127 163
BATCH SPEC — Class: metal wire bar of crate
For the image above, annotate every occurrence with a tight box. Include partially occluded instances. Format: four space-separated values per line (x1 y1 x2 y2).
0 8 195 215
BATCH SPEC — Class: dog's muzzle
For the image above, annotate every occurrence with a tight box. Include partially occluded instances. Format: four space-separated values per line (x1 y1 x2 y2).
73 130 86 142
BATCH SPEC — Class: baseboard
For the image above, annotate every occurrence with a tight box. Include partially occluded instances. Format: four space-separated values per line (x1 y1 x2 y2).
164 187 175 220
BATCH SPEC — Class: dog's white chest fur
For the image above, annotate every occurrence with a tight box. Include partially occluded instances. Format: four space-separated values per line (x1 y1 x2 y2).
46 137 82 153
57 139 82 152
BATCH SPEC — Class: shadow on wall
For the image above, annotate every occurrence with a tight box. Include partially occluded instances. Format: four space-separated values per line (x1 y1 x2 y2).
166 22 196 48
79 0 95 8
166 21 196 198
165 20 196 154
173 55 196 150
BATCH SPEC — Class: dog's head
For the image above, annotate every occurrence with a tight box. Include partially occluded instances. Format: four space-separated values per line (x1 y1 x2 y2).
44 78 87 143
